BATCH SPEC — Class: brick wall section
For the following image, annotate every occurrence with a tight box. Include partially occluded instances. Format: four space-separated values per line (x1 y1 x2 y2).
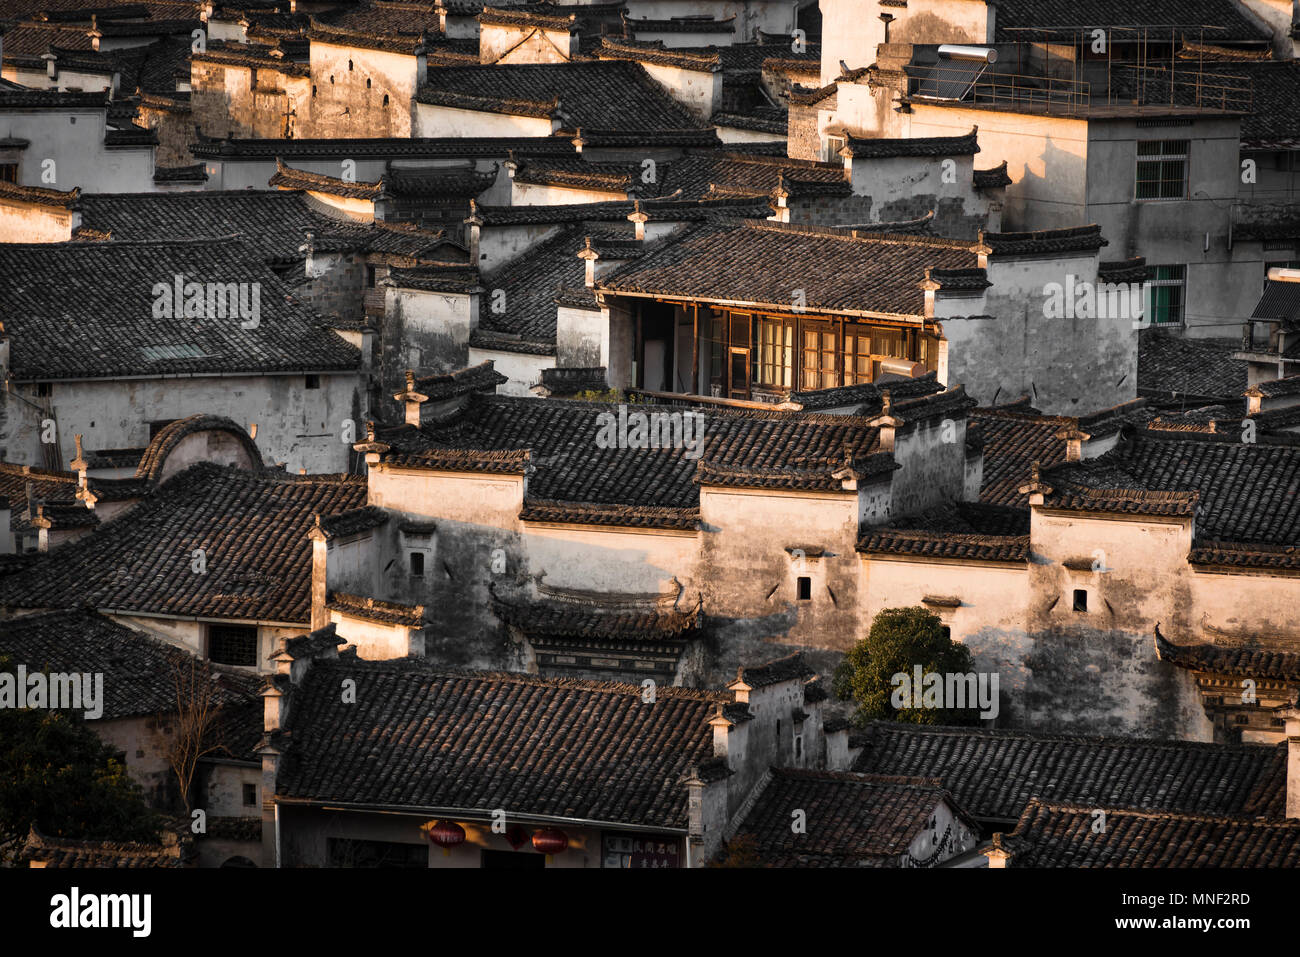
138 104 198 168
788 102 822 161
297 254 368 323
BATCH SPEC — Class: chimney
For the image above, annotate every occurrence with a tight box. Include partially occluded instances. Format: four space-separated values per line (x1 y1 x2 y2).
1017 460 1054 506
985 832 1013 868
578 235 600 288
464 200 483 265
867 390 903 453
352 421 391 466
727 667 752 704
32 504 51 553
393 369 428 427
771 172 791 224
261 677 288 732
709 704 732 759
627 200 648 240
71 434 97 509
1055 420 1091 462
1279 694 1300 819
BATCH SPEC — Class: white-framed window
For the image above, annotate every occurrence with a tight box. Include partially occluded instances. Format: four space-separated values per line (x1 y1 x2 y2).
1135 140 1188 200
1145 264 1187 325
823 134 846 163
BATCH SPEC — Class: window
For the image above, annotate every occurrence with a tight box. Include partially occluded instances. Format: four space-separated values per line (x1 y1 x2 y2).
209 624 258 667
242 783 257 807
797 576 812 601
35 382 52 398
802 325 838 389
755 316 793 388
0 163 16 184
1145 265 1186 325
794 734 803 759
940 625 951 641
312 85 317 97
1135 140 1188 200
410 551 425 577
305 374 320 390
366 77 371 88
382 94 389 107
775 719 781 743
348 59 354 71
823 134 846 163
366 265 377 288
1072 589 1088 612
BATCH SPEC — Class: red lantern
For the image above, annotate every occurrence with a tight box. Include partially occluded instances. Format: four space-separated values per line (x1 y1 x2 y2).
428 820 466 856
532 827 568 858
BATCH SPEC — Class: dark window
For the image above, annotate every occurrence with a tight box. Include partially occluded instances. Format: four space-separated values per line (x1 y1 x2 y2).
366 265 377 287
35 383 52 398
775 718 781 743
410 551 425 577
305 374 321 389
0 164 17 183
794 735 802 759
148 418 177 439
1072 589 1088 612
366 77 371 88
796 576 811 601
209 624 258 666
1145 265 1186 325
382 94 389 107
242 783 257 806
348 59 354 71
940 625 951 640
312 85 317 97
1135 140 1188 200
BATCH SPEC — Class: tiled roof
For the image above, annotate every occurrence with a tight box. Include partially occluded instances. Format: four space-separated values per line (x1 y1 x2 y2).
0 463 368 623
1245 374 1300 398
1003 800 1300 867
734 769 974 867
972 161 1011 190
416 61 705 132
22 826 192 868
990 0 1267 43
858 527 1030 563
134 414 263 481
1154 624 1300 680
308 3 456 54
0 606 259 721
274 657 731 829
326 590 424 626
1048 429 1300 547
982 224 1107 257
378 393 882 516
490 583 701 641
853 721 1285 824
841 129 978 159
1139 333 1249 401
658 149 850 202
788 371 944 412
414 359 507 399
969 408 1071 505
191 135 577 159
0 239 361 380
737 650 814 688
467 195 770 226
475 222 641 345
599 219 982 318
885 500 1031 537
1097 256 1147 283
0 179 80 209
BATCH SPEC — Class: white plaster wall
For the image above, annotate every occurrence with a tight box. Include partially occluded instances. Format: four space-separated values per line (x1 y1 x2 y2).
0 108 156 193
465 347 550 395
415 103 553 138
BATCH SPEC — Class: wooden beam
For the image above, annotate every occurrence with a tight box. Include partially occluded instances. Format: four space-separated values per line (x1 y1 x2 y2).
691 303 700 397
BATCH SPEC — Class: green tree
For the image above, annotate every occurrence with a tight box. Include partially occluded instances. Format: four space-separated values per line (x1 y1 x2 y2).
0 656 161 861
833 606 980 727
